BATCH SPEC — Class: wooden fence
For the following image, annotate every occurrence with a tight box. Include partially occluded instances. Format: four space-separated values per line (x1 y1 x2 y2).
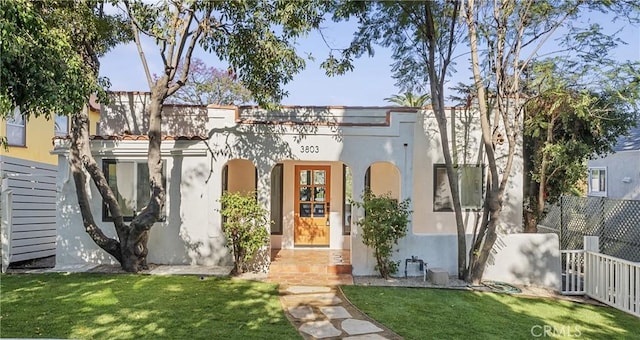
561 236 639 318
1 156 57 271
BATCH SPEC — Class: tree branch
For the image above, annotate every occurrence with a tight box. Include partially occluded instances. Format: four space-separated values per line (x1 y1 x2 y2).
168 9 204 97
70 107 123 262
124 0 154 88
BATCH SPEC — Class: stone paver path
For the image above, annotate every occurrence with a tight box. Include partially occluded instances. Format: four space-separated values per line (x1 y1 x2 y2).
279 285 402 340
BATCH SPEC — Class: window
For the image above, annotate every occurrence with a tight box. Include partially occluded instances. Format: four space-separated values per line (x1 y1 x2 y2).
588 167 607 196
54 114 69 136
433 164 483 211
6 107 25 146
459 165 483 209
102 159 166 222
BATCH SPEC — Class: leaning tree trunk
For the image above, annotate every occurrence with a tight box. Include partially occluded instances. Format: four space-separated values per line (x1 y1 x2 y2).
69 107 124 262
122 87 167 271
422 0 467 279
69 79 169 273
467 191 502 284
120 81 168 272
464 1 505 284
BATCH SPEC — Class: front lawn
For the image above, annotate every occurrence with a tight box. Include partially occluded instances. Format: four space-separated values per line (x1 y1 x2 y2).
0 273 300 339
342 286 640 340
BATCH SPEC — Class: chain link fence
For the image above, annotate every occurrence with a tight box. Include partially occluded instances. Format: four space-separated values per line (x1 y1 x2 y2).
539 196 640 262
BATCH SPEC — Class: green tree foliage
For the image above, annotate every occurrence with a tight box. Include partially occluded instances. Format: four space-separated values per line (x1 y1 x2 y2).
523 60 639 232
162 58 252 105
461 0 639 283
1 0 128 151
384 92 431 107
0 0 126 119
353 192 411 279
219 191 270 275
328 0 639 283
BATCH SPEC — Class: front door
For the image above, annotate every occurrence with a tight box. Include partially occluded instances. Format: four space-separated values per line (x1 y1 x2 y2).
294 165 331 246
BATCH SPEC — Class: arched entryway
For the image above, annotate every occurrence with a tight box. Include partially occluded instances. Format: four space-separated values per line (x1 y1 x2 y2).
365 161 401 199
221 159 257 194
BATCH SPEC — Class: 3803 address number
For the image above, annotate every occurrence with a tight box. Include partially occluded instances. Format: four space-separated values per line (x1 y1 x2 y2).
300 145 320 153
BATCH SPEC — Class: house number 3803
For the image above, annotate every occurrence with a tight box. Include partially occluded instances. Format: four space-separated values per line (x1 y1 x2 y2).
300 145 320 153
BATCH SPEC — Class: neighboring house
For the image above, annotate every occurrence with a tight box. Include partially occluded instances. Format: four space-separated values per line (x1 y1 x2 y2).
53 91 560 288
587 123 640 200
0 98 100 271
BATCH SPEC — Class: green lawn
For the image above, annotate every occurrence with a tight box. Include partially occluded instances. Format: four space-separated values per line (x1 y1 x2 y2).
342 286 640 340
0 273 300 339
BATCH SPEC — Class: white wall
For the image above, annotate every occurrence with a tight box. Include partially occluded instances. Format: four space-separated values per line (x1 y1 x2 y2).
588 151 640 200
54 140 230 267
99 92 207 136
483 233 561 290
56 102 529 278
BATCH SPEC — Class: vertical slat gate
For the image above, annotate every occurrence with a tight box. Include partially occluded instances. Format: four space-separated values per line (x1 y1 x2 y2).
561 250 585 295
584 251 640 318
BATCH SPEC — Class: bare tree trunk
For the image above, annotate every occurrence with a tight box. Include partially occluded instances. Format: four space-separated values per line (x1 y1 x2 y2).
420 0 467 279
121 80 168 272
69 108 123 262
464 0 503 284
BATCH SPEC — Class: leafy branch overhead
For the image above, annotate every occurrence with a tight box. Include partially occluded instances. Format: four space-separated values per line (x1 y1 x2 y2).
124 0 324 106
0 0 129 119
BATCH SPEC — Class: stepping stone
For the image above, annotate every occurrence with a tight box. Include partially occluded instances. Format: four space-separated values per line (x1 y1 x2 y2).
288 306 316 320
343 334 390 340
286 286 332 294
319 306 352 319
299 320 342 339
281 293 343 306
341 319 383 335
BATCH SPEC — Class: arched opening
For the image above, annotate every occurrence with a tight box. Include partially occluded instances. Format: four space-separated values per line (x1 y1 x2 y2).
221 159 257 194
365 162 401 200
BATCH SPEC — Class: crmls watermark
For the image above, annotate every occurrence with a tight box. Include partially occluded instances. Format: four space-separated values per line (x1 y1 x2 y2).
531 325 582 338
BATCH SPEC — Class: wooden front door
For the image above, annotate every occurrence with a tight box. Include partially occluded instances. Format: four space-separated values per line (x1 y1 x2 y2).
294 165 331 246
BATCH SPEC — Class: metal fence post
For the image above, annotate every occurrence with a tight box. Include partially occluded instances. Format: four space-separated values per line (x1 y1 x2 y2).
560 196 565 249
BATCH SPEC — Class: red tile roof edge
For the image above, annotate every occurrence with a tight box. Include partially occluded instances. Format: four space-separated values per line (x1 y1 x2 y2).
53 135 208 142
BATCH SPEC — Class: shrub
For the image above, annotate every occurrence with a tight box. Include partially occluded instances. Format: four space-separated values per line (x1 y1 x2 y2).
353 191 411 279
218 191 270 275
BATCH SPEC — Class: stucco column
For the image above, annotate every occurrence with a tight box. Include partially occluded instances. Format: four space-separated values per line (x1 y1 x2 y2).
349 162 375 276
396 140 415 265
256 162 275 218
256 162 275 271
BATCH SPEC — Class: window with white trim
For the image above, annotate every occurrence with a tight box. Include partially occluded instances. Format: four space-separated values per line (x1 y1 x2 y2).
102 159 166 221
54 114 69 136
433 164 484 211
6 107 25 146
588 167 607 196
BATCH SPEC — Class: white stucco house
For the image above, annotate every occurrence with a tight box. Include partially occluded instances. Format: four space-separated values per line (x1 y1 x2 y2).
587 123 640 200
53 91 560 288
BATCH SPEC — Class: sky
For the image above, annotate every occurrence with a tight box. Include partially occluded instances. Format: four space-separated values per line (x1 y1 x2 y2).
99 10 640 107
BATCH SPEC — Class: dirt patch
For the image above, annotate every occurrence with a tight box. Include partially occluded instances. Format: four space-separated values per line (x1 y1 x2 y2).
7 256 55 272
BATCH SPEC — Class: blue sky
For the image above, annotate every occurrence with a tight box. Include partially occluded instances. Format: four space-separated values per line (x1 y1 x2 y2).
99 13 639 106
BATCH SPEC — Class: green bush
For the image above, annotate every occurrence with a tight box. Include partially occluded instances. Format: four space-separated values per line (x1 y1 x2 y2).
353 191 411 279
218 191 270 275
